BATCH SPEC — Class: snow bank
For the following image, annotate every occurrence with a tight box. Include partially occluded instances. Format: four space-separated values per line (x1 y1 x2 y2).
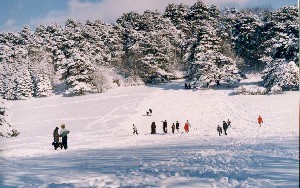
233 85 267 95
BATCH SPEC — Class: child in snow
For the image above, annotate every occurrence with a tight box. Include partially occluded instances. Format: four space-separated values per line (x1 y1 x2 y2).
184 120 191 133
52 127 62 150
258 115 263 127
171 123 175 134
227 119 231 128
176 121 180 132
60 124 70 150
222 121 228 135
133 124 138 135
217 125 222 136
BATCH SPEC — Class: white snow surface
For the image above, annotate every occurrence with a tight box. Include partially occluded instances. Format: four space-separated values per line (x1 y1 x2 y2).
0 76 299 187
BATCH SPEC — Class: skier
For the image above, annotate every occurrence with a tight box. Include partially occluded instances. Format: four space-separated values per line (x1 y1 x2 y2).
146 111 149 116
149 109 152 115
175 121 180 132
222 121 228 135
171 123 175 134
162 120 168 133
258 115 263 127
60 124 70 150
52 127 62 150
151 122 156 134
227 119 231 128
184 120 191 133
217 125 222 136
133 124 138 135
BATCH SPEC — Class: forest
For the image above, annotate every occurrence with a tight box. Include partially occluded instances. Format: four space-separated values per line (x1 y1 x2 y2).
0 1 298 99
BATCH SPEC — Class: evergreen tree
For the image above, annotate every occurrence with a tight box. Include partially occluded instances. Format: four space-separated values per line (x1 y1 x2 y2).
259 6 299 89
61 48 95 95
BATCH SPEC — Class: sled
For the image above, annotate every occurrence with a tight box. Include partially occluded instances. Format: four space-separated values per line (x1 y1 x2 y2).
52 137 63 150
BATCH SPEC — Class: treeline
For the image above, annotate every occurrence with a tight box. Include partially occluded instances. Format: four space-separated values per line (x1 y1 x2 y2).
0 1 298 100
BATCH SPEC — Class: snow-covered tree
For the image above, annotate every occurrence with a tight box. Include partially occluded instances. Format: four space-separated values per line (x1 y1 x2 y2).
260 6 299 89
61 48 95 95
0 99 19 137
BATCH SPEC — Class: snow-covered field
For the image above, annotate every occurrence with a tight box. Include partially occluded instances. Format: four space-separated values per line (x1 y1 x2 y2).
0 76 299 187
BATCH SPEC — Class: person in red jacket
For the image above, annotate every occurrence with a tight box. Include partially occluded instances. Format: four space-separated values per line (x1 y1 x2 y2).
258 115 263 127
184 120 191 133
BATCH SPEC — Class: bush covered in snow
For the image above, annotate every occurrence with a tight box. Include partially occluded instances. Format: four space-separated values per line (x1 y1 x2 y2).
269 85 283 94
0 99 19 137
233 85 267 95
262 60 299 89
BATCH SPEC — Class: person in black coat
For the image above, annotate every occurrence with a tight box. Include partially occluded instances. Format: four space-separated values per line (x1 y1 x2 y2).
222 121 228 135
185 83 188 89
151 122 156 134
175 121 180 132
162 120 167 133
149 109 152 115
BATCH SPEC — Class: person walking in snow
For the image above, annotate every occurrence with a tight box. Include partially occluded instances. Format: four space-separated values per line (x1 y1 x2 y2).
222 121 228 135
149 109 152 115
175 121 180 132
258 115 263 127
184 120 191 133
171 123 175 134
60 124 70 150
227 119 231 128
133 124 138 135
162 120 168 133
151 122 156 134
217 125 222 136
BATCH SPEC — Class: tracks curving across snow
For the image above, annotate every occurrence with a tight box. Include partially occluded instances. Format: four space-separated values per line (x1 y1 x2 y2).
0 78 298 187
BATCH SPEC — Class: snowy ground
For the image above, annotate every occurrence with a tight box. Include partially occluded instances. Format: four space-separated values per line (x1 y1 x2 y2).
0 75 299 187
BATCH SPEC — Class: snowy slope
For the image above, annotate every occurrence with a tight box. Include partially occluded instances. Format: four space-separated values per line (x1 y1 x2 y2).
0 76 299 187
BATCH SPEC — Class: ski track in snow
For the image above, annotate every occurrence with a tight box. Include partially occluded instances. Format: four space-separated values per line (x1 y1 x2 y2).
0 78 299 187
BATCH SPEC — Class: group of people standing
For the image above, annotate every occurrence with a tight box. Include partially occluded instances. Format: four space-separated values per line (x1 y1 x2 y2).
133 120 191 135
216 115 264 136
52 124 70 150
217 119 231 136
155 120 191 134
